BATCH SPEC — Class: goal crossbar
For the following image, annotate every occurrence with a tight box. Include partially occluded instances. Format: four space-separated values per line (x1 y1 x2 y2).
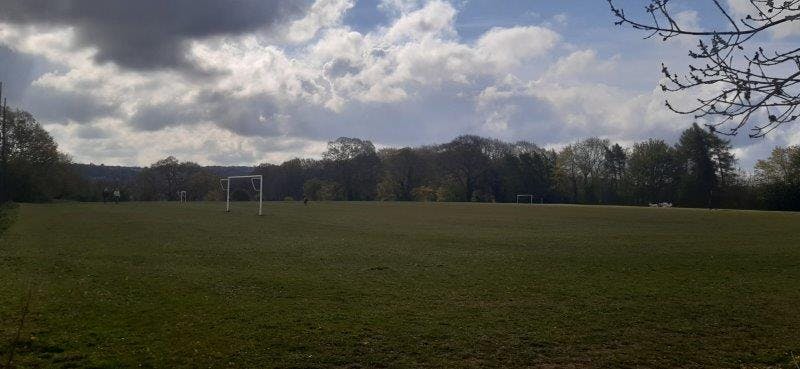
220 175 263 215
516 194 534 204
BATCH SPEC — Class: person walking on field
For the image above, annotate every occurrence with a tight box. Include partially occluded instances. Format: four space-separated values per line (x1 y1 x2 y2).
113 188 121 204
102 187 110 203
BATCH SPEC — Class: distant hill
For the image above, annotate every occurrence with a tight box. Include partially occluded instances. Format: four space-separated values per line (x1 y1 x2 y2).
205 166 255 177
72 163 254 182
72 164 142 182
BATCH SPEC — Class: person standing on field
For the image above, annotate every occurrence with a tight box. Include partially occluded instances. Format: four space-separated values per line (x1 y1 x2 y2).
102 187 110 203
113 188 121 204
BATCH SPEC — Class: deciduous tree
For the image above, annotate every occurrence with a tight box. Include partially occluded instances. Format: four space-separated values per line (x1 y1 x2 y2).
628 139 676 204
609 0 800 137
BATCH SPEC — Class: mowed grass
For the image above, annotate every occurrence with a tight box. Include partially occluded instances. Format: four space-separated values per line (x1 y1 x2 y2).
1 202 799 368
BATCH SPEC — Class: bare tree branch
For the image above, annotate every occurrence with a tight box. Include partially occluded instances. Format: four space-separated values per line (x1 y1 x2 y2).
609 0 800 137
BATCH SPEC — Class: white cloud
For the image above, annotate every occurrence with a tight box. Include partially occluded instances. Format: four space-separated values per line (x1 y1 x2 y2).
674 10 700 30
384 1 457 41
545 49 617 81
473 49 692 145
379 0 423 14
281 0 356 44
0 1 785 168
47 121 329 166
0 23 86 67
475 26 560 69
726 0 800 39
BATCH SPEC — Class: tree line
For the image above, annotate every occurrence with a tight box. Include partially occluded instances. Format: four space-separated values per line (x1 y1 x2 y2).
251 128 752 209
83 126 800 211
1 105 799 211
0 107 82 203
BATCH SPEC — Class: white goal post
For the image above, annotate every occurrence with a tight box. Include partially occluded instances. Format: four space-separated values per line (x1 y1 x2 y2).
178 190 188 203
219 175 263 216
516 194 534 204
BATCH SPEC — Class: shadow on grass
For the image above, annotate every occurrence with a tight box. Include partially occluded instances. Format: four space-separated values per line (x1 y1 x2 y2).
0 202 18 237
2 285 33 369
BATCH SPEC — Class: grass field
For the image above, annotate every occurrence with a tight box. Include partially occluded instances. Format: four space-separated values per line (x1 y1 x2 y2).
1 202 799 368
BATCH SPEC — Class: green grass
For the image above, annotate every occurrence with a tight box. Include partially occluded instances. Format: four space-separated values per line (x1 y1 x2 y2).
1 202 799 368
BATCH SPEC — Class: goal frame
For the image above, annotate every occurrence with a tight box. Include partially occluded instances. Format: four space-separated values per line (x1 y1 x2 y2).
178 190 188 203
516 194 534 204
220 175 263 216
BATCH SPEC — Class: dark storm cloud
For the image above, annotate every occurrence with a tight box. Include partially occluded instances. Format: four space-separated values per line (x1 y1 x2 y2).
75 125 111 139
0 0 307 70
130 104 192 131
23 87 119 123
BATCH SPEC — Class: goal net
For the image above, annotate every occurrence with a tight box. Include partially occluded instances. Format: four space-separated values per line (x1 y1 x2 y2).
219 175 263 215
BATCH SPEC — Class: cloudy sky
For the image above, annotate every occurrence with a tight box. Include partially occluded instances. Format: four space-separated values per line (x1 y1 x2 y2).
0 0 798 168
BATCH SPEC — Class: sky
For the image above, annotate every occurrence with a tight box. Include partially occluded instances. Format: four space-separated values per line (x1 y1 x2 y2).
0 0 798 168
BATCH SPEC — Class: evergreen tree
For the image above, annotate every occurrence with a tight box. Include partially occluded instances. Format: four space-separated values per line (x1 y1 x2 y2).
674 124 736 208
